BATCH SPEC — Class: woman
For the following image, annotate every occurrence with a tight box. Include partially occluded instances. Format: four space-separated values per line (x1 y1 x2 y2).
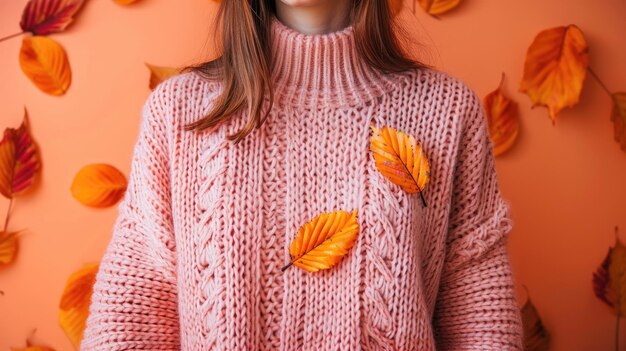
80 0 524 350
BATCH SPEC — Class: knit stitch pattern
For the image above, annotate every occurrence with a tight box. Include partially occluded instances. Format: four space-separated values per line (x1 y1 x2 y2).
80 15 524 351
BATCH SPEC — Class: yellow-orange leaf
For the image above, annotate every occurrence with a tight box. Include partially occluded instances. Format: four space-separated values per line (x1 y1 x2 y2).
484 72 520 156
10 346 56 351
611 92 626 153
113 0 140 4
417 0 460 15
0 108 41 199
59 262 99 349
70 163 127 208
19 36 71 95
519 24 589 125
146 63 182 90
369 124 430 207
0 230 23 266
282 209 359 273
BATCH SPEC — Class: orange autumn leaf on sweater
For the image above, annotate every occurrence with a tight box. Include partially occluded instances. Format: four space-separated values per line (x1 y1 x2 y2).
146 63 182 90
19 36 72 95
484 72 520 156
369 124 430 207
0 109 41 199
20 0 86 35
417 0 460 16
281 209 359 273
70 163 127 208
59 262 99 349
611 92 626 152
519 25 589 125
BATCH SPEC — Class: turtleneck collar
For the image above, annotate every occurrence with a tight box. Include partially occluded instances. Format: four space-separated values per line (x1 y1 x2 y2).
268 14 400 109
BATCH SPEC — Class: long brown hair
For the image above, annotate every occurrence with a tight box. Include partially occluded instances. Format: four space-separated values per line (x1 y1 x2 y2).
181 0 431 144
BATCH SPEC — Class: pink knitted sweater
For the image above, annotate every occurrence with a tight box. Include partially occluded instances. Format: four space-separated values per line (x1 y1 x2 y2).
80 15 524 351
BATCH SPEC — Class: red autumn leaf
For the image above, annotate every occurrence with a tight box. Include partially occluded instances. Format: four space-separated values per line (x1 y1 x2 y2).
0 108 41 199
20 0 87 36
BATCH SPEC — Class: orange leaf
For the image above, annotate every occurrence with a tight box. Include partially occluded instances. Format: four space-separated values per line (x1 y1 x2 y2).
369 124 430 207
484 72 520 156
0 230 24 266
389 0 403 16
19 36 72 95
70 163 127 208
0 108 41 199
611 92 626 153
281 209 359 273
519 25 589 125
10 346 56 351
113 0 140 4
59 262 99 349
417 0 460 16
146 63 182 90
593 227 626 317
20 0 86 35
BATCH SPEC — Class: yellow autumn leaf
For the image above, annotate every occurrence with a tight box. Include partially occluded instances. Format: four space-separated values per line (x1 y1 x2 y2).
59 262 99 349
70 163 127 208
19 36 71 95
113 0 140 4
369 124 430 207
519 25 589 125
417 0 460 16
281 209 359 273
146 63 182 90
0 230 24 266
611 92 626 153
484 72 520 156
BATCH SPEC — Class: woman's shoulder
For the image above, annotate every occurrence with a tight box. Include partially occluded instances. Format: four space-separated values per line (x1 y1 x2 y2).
402 66 482 106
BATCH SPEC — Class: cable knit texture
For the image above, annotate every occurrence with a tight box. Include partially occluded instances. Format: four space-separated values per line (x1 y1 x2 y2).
80 14 524 351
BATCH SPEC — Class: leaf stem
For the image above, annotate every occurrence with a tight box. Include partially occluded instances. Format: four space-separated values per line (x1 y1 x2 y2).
281 261 293 272
4 197 13 232
587 66 612 97
0 31 25 43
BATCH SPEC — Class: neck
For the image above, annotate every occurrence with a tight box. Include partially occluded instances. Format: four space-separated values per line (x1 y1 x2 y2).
274 1 352 35
268 15 400 109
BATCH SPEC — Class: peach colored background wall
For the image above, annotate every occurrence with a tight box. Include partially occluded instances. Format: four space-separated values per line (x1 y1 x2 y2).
1 1 625 350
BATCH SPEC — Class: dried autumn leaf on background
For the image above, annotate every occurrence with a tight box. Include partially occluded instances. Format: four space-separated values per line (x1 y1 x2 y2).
369 124 430 207
417 0 460 16
0 230 24 266
593 228 626 316
521 293 550 351
519 24 589 125
281 209 359 273
0 109 41 199
10 345 56 351
19 36 72 95
59 262 99 348
484 72 520 156
146 63 182 90
20 0 86 35
611 92 626 152
113 0 140 5
70 163 127 208
389 0 403 16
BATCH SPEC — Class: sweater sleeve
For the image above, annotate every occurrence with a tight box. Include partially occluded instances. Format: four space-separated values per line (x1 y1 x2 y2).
80 82 181 350
432 88 524 351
